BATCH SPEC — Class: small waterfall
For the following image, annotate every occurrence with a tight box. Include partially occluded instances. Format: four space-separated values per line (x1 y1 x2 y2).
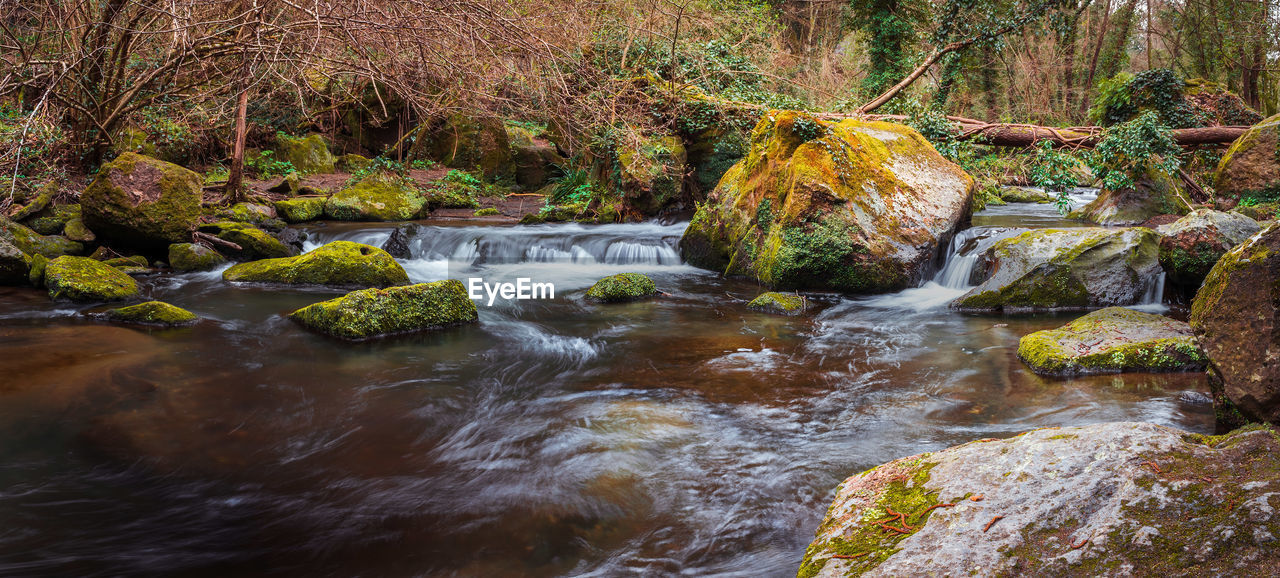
1140 271 1167 305
931 227 1025 289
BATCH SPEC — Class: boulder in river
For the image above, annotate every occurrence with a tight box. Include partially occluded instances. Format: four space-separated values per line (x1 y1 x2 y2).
1071 167 1191 225
168 243 227 272
953 227 1160 312
799 422 1280 577
381 223 422 259
274 197 327 223
1156 209 1261 287
44 256 140 302
222 240 408 287
215 202 285 230
1213 113 1280 209
289 279 478 340
999 186 1052 203
81 152 203 249
324 173 426 221
680 110 974 293
102 301 198 327
747 292 806 315
617 133 686 215
1017 307 1206 375
1190 223 1280 428
585 273 658 303
197 221 293 261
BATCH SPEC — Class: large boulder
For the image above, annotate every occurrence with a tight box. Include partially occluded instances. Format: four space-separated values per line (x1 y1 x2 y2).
82 152 203 249
506 124 564 190
274 197 327 223
1017 307 1206 375
1072 167 1191 225
798 422 1280 577
1156 209 1261 287
215 202 284 230
999 186 1052 203
953 228 1161 312
1190 223 1280 428
274 133 335 174
324 173 426 221
1 217 82 258
680 110 974 293
289 279 478 340
1213 114 1280 209
44 256 139 302
617 133 687 215
419 115 513 180
222 241 407 287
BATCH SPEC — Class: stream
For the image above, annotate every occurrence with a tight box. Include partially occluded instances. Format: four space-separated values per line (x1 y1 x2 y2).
0 189 1211 576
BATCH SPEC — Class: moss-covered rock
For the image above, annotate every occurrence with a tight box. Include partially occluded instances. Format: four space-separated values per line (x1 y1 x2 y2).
618 133 687 215
1072 166 1191 225
274 133 336 174
103 301 198 326
324 173 426 221
1017 307 1206 375
266 171 300 195
23 202 81 237
1156 209 1261 287
1213 113 1280 209
63 217 96 242
289 279 478 340
26 253 46 287
418 115 513 180
0 230 30 285
999 186 1052 203
507 124 564 190
336 153 373 173
585 273 658 303
43 256 139 302
953 228 1161 312
680 111 974 293
747 292 806 315
1 217 83 258
197 221 293 261
1232 201 1280 222
168 243 227 272
222 240 408 287
1190 223 1280 428
10 181 56 221
274 197 327 223
216 202 285 230
82 152 203 249
103 255 150 268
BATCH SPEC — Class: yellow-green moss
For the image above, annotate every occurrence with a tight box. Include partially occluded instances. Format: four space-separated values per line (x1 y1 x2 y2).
275 197 327 223
325 173 426 221
168 243 227 272
81 152 204 248
747 291 806 315
585 273 658 303
44 256 140 302
222 240 408 287
274 133 336 174
104 301 198 326
289 279 478 340
197 221 291 260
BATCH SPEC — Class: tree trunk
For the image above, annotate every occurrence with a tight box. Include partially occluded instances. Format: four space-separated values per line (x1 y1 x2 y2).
227 85 250 201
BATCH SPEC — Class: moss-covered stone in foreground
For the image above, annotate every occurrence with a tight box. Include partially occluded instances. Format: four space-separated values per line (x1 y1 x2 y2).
585 273 658 303
1017 307 1206 375
222 240 408 287
44 256 140 302
104 301 198 326
289 279 478 340
747 292 806 315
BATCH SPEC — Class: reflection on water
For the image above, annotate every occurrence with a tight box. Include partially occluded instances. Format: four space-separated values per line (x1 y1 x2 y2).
0 202 1210 576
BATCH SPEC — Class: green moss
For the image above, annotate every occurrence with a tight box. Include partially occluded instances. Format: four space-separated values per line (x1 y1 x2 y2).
1018 307 1206 375
216 202 284 228
585 273 658 303
168 243 227 272
618 133 687 215
274 133 336 174
27 253 46 287
289 279 479 340
473 207 500 216
325 173 426 221
43 256 140 302
103 301 198 326
81 152 203 248
63 217 95 242
747 291 806 315
222 240 408 287
197 221 291 260
275 197 327 223
103 255 150 268
3 218 83 258
336 153 373 172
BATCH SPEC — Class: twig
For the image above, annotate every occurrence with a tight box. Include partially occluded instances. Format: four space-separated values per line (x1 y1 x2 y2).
983 515 1003 532
831 552 870 560
193 231 242 251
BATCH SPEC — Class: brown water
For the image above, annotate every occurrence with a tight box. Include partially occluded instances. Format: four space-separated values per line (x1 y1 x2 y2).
0 192 1211 576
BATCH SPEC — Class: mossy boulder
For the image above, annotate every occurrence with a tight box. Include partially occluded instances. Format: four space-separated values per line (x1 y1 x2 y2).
999 186 1052 203
274 133 336 174
222 240 408 287
680 111 974 293
618 133 687 215
197 221 293 261
275 197 327 223
82 152 203 249
1072 167 1191 225
747 292 806 315
289 279 478 340
44 256 139 302
1 217 83 258
507 124 564 190
336 153 373 173
216 202 284 230
1232 201 1280 222
585 273 658 303
1213 113 1280 209
103 301 198 326
799 422 1280 577
1017 307 1206 375
325 173 426 221
1190 223 1280 428
0 232 30 285
63 217 96 242
1156 209 1261 287
24 203 81 236
419 115 513 180
168 243 227 272
27 254 46 287
10 181 56 221
954 227 1161 312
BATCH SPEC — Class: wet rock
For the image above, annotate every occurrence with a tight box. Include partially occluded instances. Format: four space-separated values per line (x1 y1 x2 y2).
799 422 1280 578
44 256 140 302
82 152 203 249
289 279 478 340
1017 307 1206 375
1 217 82 258
274 133 335 174
1156 209 1261 287
0 230 30 285
168 243 227 272
215 202 285 230
1072 167 1191 225
585 273 657 303
747 292 806 315
1190 223 1280 428
222 240 408 287
274 197 327 223
275 228 307 254
382 223 422 258
999 186 1052 203
1214 114 1280 209
324 173 426 221
197 221 293 261
618 133 686 215
680 110 974 293
27 254 46 287
102 301 198 327
103 255 149 268
953 227 1160 312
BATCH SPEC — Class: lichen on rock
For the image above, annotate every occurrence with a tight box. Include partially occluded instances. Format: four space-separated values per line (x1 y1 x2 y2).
1017 307 1206 375
1156 209 1260 287
103 301 198 326
43 256 140 302
585 273 658 303
289 279 478 340
1213 113 1280 209
222 240 408 287
747 292 806 315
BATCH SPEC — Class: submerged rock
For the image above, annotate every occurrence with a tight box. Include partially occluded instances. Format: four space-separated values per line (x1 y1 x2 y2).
81 152 203 249
799 422 1280 577
1017 307 1206 375
325 173 426 221
44 256 140 302
1072 167 1191 225
953 227 1160 312
1190 223 1280 428
168 243 227 272
1156 209 1261 287
1213 113 1280 209
289 279 478 340
222 241 408 287
274 197 327 223
585 273 657 303
102 301 198 326
680 110 973 293
747 292 806 315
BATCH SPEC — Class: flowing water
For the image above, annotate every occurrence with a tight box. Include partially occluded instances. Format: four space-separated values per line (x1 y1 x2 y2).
0 190 1211 576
